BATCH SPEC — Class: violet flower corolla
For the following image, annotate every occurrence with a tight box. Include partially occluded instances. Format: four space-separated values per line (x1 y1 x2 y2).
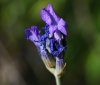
40 4 68 40
25 4 68 85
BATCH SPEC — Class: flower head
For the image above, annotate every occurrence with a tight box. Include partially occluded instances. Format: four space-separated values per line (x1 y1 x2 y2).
40 4 68 40
25 4 68 77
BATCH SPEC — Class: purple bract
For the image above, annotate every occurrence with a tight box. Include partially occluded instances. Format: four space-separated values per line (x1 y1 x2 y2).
40 4 68 40
25 26 40 45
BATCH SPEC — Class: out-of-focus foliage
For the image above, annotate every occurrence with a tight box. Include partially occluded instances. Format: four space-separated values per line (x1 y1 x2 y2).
0 0 100 85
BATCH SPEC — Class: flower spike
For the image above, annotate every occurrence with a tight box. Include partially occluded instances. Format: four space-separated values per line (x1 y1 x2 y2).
25 4 68 85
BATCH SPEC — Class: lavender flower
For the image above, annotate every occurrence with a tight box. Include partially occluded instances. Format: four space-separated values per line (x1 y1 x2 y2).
25 25 56 69
40 4 68 40
25 26 40 46
25 4 68 78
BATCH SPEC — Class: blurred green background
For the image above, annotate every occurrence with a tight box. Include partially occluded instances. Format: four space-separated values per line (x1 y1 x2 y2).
0 0 100 85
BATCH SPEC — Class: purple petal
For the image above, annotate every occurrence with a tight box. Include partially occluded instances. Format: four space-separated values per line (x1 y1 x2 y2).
31 26 40 38
46 4 60 23
25 26 40 43
40 8 52 25
49 25 57 37
58 18 68 27
58 26 67 35
30 26 40 41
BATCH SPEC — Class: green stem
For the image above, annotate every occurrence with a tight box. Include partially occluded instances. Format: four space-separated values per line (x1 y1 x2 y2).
55 76 61 85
